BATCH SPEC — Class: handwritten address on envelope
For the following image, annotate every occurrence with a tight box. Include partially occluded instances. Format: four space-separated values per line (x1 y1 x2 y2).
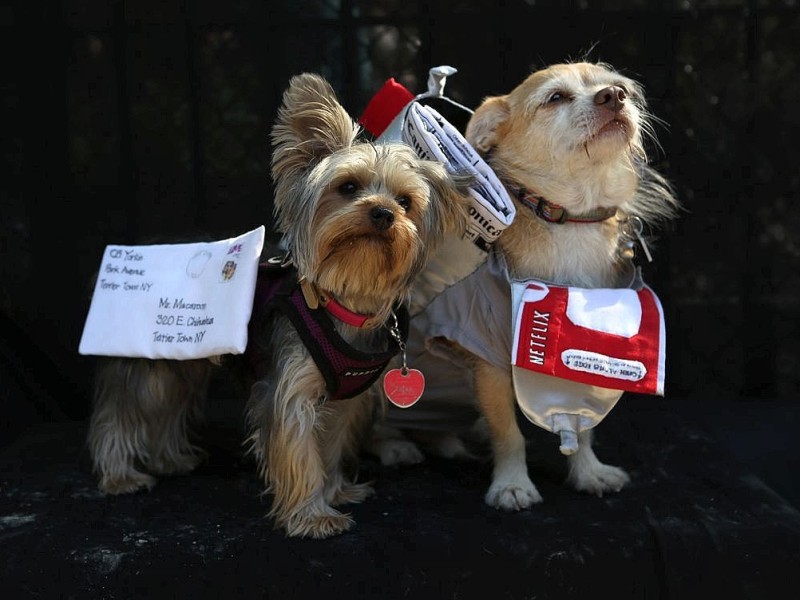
79 226 265 360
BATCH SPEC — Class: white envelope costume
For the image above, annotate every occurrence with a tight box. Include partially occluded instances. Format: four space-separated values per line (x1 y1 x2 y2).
79 227 265 360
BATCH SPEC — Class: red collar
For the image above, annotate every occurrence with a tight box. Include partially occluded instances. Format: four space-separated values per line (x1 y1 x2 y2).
319 293 373 328
298 278 374 328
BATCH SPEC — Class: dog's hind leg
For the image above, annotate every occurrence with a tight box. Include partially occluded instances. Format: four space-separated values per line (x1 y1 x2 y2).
474 358 543 510
88 357 156 494
87 358 210 494
565 429 630 496
142 359 211 476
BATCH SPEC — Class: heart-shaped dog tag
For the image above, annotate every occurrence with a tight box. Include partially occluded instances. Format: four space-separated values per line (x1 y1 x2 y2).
383 368 425 408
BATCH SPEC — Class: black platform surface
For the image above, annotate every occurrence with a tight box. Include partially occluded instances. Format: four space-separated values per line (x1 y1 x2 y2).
2 396 799 600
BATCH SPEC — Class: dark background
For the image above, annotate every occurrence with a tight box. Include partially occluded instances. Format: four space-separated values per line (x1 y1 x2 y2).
2 0 799 457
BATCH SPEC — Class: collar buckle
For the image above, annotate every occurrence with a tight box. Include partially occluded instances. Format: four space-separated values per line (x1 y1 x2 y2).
534 199 568 224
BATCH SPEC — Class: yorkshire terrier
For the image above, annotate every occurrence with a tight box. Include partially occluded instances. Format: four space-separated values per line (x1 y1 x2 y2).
87 73 471 538
372 61 680 509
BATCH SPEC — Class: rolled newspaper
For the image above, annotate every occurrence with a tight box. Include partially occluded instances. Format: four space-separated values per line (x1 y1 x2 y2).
403 102 514 252
362 66 516 314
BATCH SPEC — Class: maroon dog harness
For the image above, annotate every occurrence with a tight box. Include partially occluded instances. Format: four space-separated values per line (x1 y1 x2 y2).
250 261 409 401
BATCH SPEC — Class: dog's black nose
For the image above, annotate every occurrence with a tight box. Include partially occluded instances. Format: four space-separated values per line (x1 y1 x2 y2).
594 86 626 112
370 206 395 231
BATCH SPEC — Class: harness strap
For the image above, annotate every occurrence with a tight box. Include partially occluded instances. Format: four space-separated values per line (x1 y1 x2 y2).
250 261 408 400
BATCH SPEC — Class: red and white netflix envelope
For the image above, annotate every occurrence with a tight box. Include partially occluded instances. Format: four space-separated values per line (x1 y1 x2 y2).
511 280 666 395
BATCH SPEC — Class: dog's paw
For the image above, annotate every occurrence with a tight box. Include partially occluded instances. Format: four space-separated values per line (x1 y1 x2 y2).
99 472 156 495
330 481 375 506
426 433 476 460
567 463 630 497
281 507 355 539
485 478 543 511
376 438 425 466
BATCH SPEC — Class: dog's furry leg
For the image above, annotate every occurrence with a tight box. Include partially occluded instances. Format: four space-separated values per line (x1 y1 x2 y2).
89 360 156 494
247 327 356 539
473 358 543 510
144 377 209 477
249 380 356 538
565 429 630 496
319 393 375 506
88 358 210 494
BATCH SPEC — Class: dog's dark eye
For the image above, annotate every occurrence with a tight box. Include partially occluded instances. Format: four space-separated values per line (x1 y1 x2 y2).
614 82 632 95
338 181 359 196
397 195 411 211
546 91 569 104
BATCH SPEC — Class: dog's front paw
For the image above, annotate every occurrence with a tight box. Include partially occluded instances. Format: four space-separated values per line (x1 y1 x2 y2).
376 438 425 466
99 471 156 495
426 433 476 460
280 506 355 539
485 478 543 511
567 463 630 497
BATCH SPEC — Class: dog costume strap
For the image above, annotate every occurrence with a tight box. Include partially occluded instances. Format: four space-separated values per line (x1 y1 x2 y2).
252 261 409 400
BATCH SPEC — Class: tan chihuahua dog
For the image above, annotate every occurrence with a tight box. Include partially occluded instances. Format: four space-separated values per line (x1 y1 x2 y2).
463 61 679 508
371 61 679 511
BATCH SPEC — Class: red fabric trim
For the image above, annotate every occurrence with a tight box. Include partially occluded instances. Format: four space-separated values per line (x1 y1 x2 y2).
359 78 414 137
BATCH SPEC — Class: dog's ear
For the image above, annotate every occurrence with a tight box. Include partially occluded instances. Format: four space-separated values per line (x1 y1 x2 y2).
416 161 473 240
465 96 510 154
271 73 359 183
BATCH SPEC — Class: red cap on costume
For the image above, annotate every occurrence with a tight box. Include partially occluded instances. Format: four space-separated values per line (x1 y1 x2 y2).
358 78 414 138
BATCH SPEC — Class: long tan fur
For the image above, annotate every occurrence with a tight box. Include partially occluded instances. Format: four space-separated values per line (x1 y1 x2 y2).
87 73 471 538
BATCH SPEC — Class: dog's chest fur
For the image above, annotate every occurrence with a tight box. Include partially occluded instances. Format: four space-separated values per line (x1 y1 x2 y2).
500 208 623 289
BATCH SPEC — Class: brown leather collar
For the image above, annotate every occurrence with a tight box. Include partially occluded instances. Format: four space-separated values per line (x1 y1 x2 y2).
507 183 618 224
